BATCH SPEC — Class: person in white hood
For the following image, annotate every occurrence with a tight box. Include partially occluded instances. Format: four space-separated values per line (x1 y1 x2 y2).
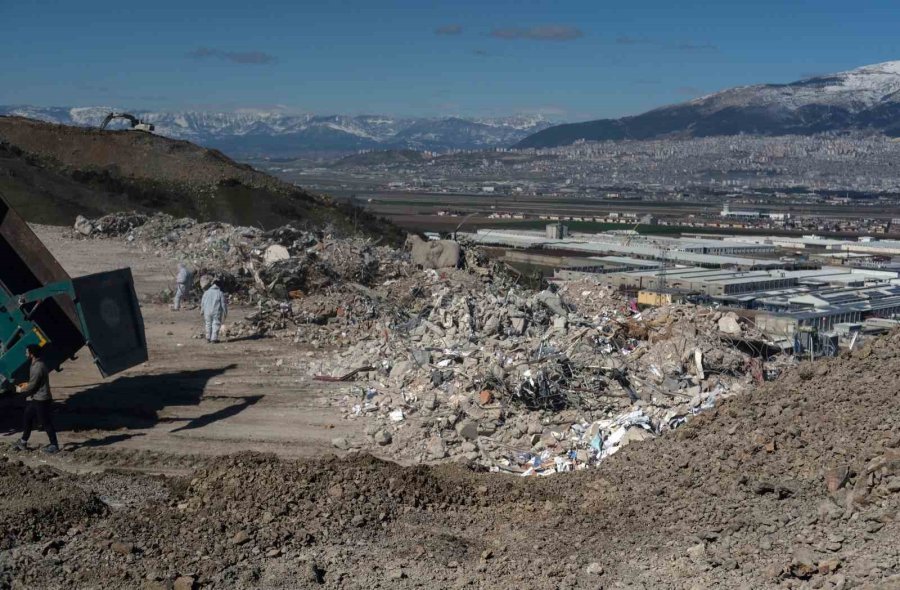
200 278 228 343
172 263 192 310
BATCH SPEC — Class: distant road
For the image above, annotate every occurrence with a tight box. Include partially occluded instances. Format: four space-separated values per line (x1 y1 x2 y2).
320 189 900 220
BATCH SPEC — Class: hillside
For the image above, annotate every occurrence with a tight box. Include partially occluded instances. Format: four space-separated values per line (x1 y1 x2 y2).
329 149 432 168
0 116 402 240
516 60 900 148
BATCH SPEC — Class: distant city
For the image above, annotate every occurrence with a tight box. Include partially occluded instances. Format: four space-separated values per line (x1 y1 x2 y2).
271 134 900 193
255 134 900 238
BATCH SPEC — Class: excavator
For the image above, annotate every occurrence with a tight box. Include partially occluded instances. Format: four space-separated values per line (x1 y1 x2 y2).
99 112 155 133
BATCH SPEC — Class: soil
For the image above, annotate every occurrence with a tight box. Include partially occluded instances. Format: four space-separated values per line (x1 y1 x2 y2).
2 226 900 589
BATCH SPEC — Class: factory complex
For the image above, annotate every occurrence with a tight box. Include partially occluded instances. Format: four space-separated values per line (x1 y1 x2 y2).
465 227 900 347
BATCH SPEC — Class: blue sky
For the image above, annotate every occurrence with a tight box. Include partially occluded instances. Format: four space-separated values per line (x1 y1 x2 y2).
3 0 900 120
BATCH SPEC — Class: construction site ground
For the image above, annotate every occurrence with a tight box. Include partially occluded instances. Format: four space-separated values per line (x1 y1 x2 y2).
2 225 900 589
0 225 354 470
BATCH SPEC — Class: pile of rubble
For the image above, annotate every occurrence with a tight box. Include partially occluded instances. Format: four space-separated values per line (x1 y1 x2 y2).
74 213 794 474
72 212 409 306
311 275 792 474
74 213 150 238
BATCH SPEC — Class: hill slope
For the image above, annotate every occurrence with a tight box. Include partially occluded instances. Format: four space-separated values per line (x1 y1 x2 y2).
0 116 401 240
516 60 900 148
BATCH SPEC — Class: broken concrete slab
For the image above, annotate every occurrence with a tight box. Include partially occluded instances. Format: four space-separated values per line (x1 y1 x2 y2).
406 235 461 269
718 312 742 335
263 244 291 265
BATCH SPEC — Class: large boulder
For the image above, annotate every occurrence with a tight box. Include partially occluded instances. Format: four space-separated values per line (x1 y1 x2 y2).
263 244 291 266
406 235 461 269
718 312 742 335
73 215 95 236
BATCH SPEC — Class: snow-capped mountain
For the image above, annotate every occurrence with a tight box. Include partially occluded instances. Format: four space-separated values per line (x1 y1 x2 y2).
0 105 555 155
516 60 900 148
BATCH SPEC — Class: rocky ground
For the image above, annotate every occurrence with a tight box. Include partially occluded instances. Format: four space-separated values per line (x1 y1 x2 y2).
1 216 899 588
2 333 899 589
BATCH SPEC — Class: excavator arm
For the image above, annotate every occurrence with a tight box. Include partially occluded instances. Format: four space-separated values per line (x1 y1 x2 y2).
99 112 153 132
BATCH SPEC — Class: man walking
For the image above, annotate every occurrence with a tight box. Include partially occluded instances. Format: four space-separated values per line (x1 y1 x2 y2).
12 345 59 454
172 262 192 311
200 278 228 343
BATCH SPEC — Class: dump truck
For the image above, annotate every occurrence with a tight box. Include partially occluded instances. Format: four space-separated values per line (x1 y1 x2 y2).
0 196 147 393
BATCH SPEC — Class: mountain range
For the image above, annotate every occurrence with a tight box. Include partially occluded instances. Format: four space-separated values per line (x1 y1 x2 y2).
0 106 553 156
516 60 900 148
9 60 900 156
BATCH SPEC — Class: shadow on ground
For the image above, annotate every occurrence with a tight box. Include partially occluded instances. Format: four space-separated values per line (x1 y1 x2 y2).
63 432 146 451
0 364 254 437
169 394 263 433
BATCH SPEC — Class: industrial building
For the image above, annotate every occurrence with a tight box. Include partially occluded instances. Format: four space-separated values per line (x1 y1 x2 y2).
568 268 798 297
720 204 761 218
546 242 781 270
755 295 900 338
470 229 775 255
842 239 900 257
556 264 900 342
753 284 900 313
717 234 900 257
724 235 848 251
554 266 896 298
465 229 781 270
467 226 900 345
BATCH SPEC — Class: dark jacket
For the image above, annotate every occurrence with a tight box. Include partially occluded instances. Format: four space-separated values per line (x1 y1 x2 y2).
20 359 51 402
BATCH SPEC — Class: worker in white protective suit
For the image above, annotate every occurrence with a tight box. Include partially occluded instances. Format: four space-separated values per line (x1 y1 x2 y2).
172 263 192 311
200 278 228 343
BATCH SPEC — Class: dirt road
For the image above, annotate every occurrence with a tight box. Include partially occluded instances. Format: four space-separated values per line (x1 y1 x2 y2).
0 226 354 470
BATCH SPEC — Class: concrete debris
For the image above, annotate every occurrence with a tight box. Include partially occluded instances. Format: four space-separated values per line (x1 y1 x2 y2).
75 213 795 475
74 212 149 238
74 212 399 312
455 421 479 441
585 562 604 575
406 235 461 269
718 312 743 335
73 215 95 236
263 244 290 265
535 288 568 317
230 530 251 545
373 429 392 446
303 272 793 474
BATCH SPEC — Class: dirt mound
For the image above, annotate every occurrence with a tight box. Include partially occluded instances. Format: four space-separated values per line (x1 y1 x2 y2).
0 117 401 239
0 458 105 551
562 331 900 588
4 454 526 589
